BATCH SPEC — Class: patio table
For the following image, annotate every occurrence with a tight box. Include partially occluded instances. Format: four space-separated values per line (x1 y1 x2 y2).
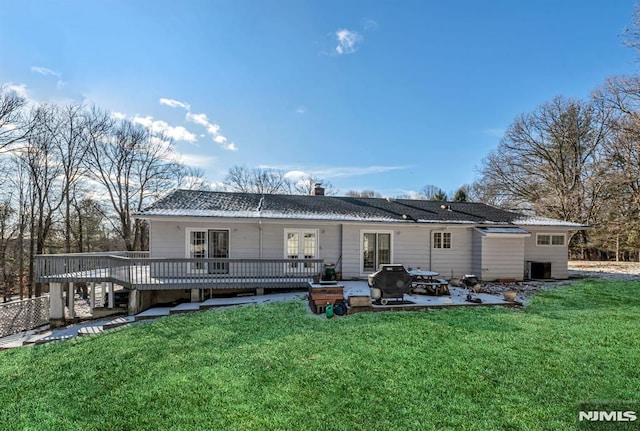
408 270 449 295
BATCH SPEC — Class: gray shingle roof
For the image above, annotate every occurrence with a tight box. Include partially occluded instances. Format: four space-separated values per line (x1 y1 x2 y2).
137 189 583 227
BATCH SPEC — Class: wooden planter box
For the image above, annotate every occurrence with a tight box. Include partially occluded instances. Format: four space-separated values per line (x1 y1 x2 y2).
348 295 372 307
308 284 344 314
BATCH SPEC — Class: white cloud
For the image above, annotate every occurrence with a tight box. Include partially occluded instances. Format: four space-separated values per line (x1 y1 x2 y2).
363 18 378 30
284 170 309 181
186 112 210 127
160 98 191 110
400 190 426 200
335 29 362 54
179 153 217 168
158 98 238 151
132 115 197 143
186 111 236 151
313 165 404 178
31 66 66 89
223 142 238 151
110 111 127 121
148 136 175 156
268 164 405 179
31 66 61 78
5 83 29 99
296 106 306 114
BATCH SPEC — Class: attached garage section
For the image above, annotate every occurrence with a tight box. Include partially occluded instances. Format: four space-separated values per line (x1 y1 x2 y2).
472 227 531 281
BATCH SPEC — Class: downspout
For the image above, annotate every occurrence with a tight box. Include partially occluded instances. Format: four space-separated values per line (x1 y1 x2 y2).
257 196 265 259
258 219 263 259
339 223 344 274
428 228 433 271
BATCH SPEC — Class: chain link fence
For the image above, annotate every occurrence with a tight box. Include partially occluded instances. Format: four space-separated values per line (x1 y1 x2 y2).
0 296 50 337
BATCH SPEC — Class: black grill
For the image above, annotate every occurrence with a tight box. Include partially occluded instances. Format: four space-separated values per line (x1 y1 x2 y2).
367 264 413 304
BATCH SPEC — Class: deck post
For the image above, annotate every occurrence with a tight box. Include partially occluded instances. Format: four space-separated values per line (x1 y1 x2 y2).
49 283 65 327
190 288 200 302
89 282 95 310
68 283 75 319
108 283 115 309
128 289 139 315
256 287 265 296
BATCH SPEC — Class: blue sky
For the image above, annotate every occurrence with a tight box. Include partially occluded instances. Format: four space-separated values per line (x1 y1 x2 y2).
1 0 637 197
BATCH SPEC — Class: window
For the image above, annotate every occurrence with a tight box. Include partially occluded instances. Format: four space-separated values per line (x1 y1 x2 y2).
285 229 318 271
190 231 207 271
433 232 451 249
362 231 392 272
187 229 229 273
536 233 565 247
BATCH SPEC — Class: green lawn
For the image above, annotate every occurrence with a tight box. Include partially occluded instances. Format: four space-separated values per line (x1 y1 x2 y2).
1 280 639 430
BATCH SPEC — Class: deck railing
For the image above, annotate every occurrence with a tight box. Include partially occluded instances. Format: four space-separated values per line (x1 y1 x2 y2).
35 252 323 290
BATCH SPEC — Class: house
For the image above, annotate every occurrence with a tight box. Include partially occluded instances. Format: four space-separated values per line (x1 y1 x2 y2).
37 186 585 319
138 186 582 281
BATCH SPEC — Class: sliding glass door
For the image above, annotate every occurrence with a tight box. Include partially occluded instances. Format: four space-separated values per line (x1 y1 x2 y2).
362 232 391 273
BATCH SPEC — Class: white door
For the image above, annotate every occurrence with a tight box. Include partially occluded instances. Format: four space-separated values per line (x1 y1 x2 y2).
285 229 318 273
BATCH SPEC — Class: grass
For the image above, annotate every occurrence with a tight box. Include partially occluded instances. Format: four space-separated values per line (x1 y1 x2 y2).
1 280 639 430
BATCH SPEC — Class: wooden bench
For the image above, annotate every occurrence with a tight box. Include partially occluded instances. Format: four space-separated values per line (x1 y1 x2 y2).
411 279 450 296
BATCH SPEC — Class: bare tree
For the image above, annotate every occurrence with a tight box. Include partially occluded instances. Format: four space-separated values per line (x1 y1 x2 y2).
345 189 382 198
477 96 610 222
174 166 211 191
0 200 16 302
593 77 640 259
0 85 30 151
49 104 90 253
420 185 448 201
7 156 31 299
85 114 184 251
21 105 65 296
224 165 291 194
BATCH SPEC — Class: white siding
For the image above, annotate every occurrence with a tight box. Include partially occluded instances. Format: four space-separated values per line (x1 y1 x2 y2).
471 229 483 277
149 219 260 258
340 224 474 279
341 223 431 278
430 227 474 279
478 237 525 281
522 227 570 279
149 219 341 263
147 218 573 282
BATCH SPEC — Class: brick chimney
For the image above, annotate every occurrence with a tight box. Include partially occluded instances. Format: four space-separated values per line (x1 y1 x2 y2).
312 183 325 196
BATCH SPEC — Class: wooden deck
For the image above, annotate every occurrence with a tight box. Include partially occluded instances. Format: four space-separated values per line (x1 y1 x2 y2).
35 253 322 290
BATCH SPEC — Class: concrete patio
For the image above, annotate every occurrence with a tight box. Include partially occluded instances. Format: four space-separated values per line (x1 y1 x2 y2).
341 280 520 309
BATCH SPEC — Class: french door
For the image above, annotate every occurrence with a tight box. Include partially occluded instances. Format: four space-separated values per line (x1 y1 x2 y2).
187 229 229 274
285 229 318 273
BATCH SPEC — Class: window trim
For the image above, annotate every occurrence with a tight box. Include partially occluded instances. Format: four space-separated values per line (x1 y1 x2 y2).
535 233 566 247
185 228 231 273
360 229 394 275
433 231 452 249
